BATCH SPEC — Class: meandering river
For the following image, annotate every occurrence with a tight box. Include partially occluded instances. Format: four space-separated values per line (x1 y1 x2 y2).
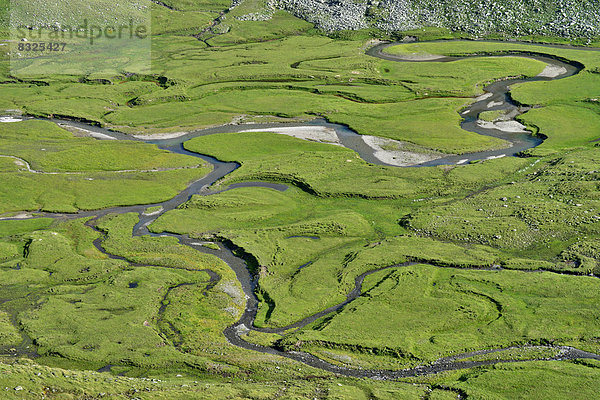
2 40 599 379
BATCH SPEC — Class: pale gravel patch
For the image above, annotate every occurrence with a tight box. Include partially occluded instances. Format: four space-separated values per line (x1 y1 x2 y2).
190 241 219 248
224 306 241 318
477 120 528 133
142 207 163 216
323 351 353 364
239 126 342 145
475 92 493 102
0 155 33 172
537 64 568 78
0 154 200 175
0 117 22 123
362 38 386 51
58 124 116 140
86 132 117 140
388 53 446 61
220 281 245 306
235 324 250 335
0 213 33 220
132 131 191 140
495 109 522 121
487 101 504 108
361 135 445 167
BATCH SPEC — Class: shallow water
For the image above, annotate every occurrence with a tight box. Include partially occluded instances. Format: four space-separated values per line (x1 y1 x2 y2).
2 40 598 378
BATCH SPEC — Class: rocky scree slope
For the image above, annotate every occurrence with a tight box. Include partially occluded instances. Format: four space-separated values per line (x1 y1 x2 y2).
272 0 600 38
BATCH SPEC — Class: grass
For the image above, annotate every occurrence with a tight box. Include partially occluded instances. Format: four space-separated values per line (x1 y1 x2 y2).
512 71 600 106
459 346 561 362
0 120 211 213
182 130 527 199
384 41 600 155
442 361 600 399
21 263 212 369
1 356 600 399
151 185 381 327
0 359 428 399
150 130 575 330
2 3 600 396
102 47 542 152
0 213 438 396
403 148 600 269
519 105 600 154
379 56 547 97
0 214 318 380
282 264 600 368
479 110 506 122
153 187 300 233
150 181 562 330
0 219 53 236
207 11 316 46
151 6 216 36
2 32 555 154
382 41 600 69
0 166 210 213
8 0 153 76
0 120 202 172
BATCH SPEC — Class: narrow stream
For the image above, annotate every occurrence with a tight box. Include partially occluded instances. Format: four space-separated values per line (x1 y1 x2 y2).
2 41 599 379
366 41 584 165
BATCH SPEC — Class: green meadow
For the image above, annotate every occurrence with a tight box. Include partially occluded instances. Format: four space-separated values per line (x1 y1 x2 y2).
1 0 600 397
282 264 600 368
181 130 528 198
0 120 210 213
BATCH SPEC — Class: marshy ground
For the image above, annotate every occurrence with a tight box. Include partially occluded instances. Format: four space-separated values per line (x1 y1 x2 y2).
2 0 600 398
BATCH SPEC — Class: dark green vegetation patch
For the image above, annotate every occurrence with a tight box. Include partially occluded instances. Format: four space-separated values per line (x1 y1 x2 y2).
1 0 600 397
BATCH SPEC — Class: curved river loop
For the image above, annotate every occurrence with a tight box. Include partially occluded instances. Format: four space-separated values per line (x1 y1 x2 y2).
3 40 600 379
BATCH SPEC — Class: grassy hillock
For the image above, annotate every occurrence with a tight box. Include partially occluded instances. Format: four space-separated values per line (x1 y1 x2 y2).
441 360 600 400
282 264 600 368
0 357 599 399
0 120 210 213
181 130 528 198
2 0 600 396
404 148 600 267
